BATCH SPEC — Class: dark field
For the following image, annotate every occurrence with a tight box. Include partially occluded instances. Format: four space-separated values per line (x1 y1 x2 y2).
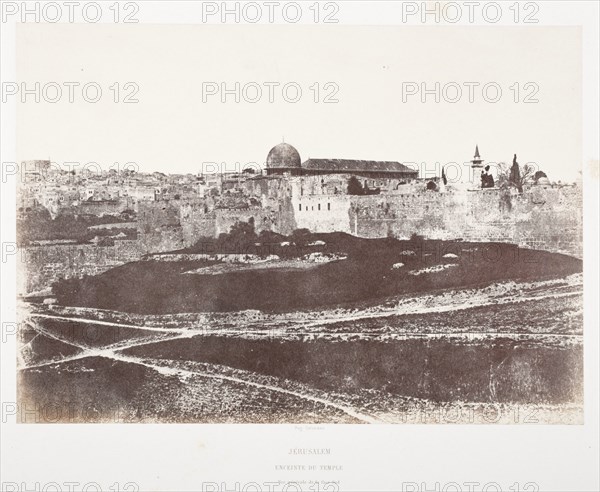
19 356 364 424
20 324 83 366
50 235 582 313
18 278 583 423
18 235 584 423
121 335 582 404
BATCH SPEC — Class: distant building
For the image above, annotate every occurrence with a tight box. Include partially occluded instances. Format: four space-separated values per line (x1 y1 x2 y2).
266 142 303 176
20 160 51 184
471 145 483 169
302 158 417 180
470 145 484 187
265 142 418 180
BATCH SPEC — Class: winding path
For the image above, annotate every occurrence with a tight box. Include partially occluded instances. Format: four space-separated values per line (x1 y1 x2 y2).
21 317 381 424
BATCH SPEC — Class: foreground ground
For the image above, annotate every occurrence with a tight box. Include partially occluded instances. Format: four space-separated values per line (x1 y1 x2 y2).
18 270 583 424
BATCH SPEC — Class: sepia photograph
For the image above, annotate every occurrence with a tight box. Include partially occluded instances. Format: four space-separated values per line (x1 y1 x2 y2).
14 21 585 425
1 1 599 491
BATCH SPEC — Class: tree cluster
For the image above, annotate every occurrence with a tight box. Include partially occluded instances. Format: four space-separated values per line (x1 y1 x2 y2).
495 154 538 192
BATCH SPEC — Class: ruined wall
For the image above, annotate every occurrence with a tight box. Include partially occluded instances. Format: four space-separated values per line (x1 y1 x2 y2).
18 240 143 295
65 198 132 217
150 200 294 249
215 208 280 237
241 177 297 235
138 226 185 254
140 177 299 248
180 205 217 245
137 201 185 253
138 201 180 231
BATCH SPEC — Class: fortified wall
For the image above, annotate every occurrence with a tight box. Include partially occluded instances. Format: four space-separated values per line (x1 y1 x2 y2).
18 240 143 295
138 193 298 254
18 180 582 296
294 194 352 233
347 185 582 257
138 181 582 257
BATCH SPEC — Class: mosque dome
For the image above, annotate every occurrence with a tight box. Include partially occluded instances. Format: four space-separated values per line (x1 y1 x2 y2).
266 143 301 170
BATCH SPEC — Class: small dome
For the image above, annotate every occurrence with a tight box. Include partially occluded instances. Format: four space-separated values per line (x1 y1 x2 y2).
266 143 301 169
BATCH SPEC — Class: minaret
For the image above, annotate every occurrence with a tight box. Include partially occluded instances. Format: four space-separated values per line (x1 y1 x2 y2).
470 145 483 187
471 145 483 168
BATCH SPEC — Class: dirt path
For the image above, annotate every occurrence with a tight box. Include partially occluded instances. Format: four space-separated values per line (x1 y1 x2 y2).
29 313 188 333
111 353 380 424
23 318 381 424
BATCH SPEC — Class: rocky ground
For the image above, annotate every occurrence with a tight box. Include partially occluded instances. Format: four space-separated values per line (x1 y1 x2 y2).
18 273 583 424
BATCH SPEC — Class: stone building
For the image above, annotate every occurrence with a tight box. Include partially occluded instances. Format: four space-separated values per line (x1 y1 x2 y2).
302 158 417 181
265 142 303 176
265 142 418 181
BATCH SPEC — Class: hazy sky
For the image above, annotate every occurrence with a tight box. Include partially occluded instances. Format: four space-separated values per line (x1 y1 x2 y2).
17 24 582 181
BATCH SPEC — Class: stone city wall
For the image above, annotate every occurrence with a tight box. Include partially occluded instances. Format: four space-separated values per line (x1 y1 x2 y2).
136 184 583 257
293 194 352 233
347 185 582 257
20 183 581 295
18 240 143 295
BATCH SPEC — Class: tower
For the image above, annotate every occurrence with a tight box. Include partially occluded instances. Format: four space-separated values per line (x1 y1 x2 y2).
470 145 483 187
471 145 483 168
